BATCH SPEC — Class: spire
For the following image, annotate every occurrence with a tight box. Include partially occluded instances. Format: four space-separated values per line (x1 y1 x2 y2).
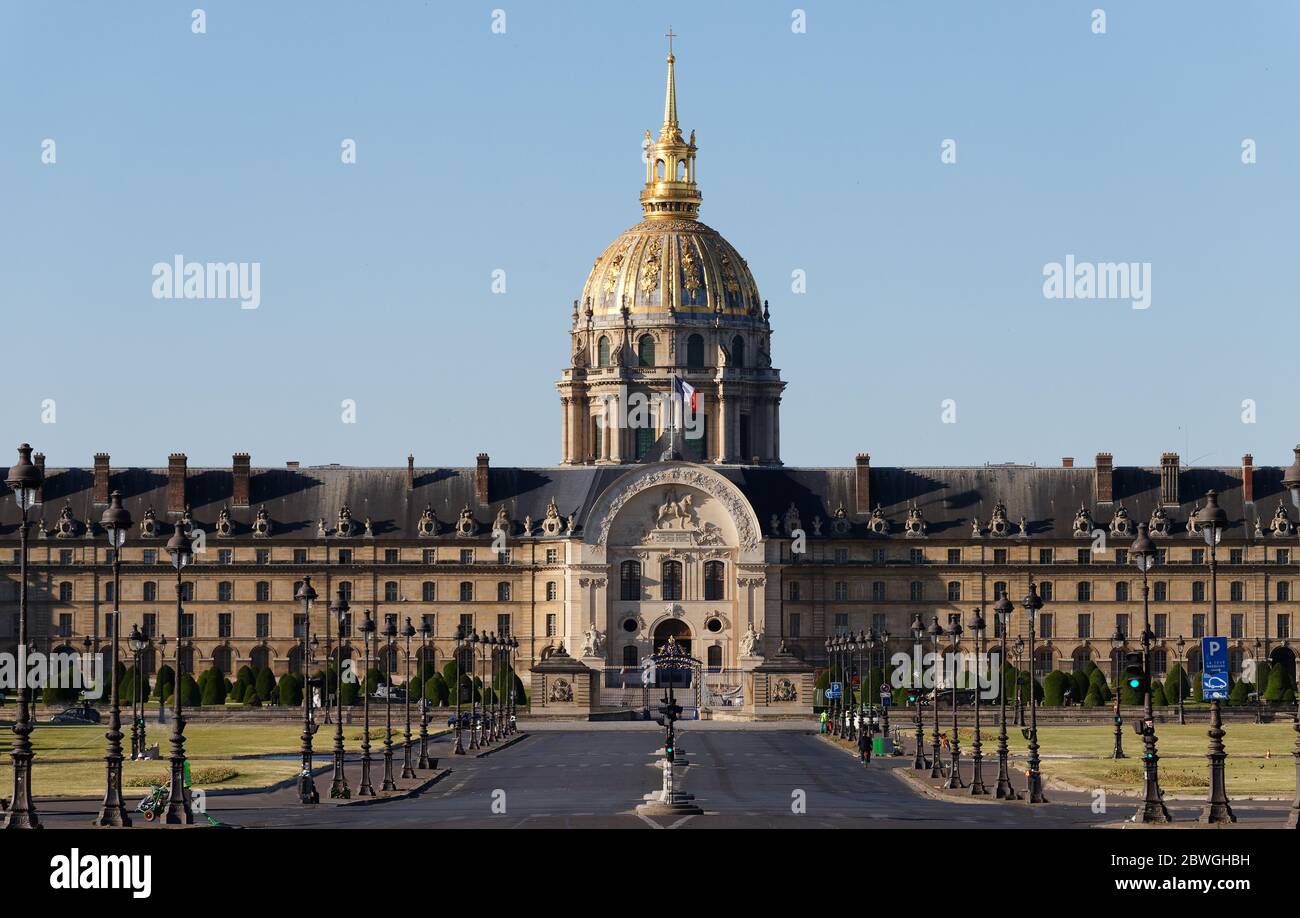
641 29 701 220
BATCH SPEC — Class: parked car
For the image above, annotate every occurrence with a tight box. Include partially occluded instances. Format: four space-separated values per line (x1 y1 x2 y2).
372 684 406 701
50 704 102 725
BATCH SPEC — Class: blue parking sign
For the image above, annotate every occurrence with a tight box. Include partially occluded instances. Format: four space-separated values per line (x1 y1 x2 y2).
1201 637 1229 701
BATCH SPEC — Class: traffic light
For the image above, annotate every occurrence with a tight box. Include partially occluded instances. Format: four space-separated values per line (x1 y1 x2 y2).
1123 651 1147 694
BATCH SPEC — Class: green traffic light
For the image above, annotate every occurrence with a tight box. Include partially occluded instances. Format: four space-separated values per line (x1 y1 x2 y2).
1128 678 1141 689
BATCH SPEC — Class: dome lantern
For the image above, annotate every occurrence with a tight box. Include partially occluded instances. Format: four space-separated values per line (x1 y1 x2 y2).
641 29 701 221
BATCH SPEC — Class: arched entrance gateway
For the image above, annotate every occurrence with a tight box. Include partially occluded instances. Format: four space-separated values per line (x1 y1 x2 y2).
653 618 692 657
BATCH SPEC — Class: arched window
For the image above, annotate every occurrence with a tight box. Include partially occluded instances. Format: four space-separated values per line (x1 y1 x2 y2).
731 335 745 368
250 646 271 670
707 645 723 670
620 561 642 601
177 645 195 676
704 561 725 601
623 645 639 667
497 582 511 602
212 645 232 675
459 581 473 602
686 334 705 369
638 334 656 367
597 336 611 368
422 581 435 602
662 560 683 601
384 581 399 602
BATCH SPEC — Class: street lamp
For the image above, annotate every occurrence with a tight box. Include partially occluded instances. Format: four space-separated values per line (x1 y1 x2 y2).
468 629 481 750
927 615 944 779
295 576 320 804
95 490 132 827
417 618 432 768
1130 522 1170 823
1195 489 1235 824
509 635 520 734
381 617 398 791
1110 624 1127 760
944 618 965 789
488 632 501 742
910 613 928 770
401 617 417 778
1279 445 1300 828
3 444 43 829
992 593 1018 800
163 520 194 824
1023 578 1046 803
483 632 497 744
879 629 891 737
969 608 988 795
863 629 876 749
358 609 376 796
452 624 466 755
823 636 835 737
1175 635 1187 726
1013 636 1026 726
127 625 148 760
1253 638 1264 725
328 586 350 798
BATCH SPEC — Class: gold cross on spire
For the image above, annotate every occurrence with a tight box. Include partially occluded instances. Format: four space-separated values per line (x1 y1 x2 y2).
666 26 676 57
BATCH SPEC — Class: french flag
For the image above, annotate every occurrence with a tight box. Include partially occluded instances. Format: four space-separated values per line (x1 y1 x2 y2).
673 375 697 412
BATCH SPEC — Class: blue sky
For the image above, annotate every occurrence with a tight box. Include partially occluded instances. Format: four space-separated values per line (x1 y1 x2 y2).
2 1 1297 470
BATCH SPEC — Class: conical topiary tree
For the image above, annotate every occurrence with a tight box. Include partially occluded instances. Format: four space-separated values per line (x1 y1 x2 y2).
1151 679 1168 706
1228 680 1251 706
178 673 201 706
1264 664 1290 702
1190 671 1205 703
255 666 277 703
1070 670 1090 705
1083 684 1103 707
1042 671 1070 706
278 673 303 706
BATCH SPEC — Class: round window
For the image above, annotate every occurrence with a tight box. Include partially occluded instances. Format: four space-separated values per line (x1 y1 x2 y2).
706 617 723 633
622 618 638 633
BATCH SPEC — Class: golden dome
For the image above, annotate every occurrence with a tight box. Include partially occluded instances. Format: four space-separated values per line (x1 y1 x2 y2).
580 218 761 320
578 38 761 322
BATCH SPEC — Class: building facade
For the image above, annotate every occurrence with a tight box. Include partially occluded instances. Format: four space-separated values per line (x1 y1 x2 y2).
3 49 1297 713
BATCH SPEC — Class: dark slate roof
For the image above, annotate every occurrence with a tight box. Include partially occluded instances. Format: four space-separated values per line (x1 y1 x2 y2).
0 463 1281 541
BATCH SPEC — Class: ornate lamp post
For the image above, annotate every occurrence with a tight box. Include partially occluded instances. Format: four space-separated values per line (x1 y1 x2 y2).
944 618 965 789
1175 635 1187 725
381 617 398 791
127 625 148 760
1130 522 1170 823
328 586 350 798
969 608 988 795
163 521 194 824
927 616 944 779
880 629 891 736
468 629 481 750
95 490 132 827
488 632 501 742
823 636 835 736
1110 624 1127 760
843 632 857 742
1023 578 1046 803
3 444 43 829
417 618 432 768
358 610 376 796
910 613 927 769
401 618 417 778
862 629 875 746
1195 490 1235 823
1013 636 1026 726
1253 638 1264 725
509 635 520 734
992 593 1018 799
452 624 466 754
1278 447 1300 828
295 576 320 804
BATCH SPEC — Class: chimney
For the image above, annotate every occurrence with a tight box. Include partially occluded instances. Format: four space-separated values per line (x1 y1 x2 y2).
1241 454 1254 505
167 453 187 514
286 461 300 469
232 452 251 507
1160 452 1180 506
1061 457 1074 468
475 453 490 505
1095 453 1113 503
93 453 110 504
33 452 45 504
854 453 871 515
407 454 415 490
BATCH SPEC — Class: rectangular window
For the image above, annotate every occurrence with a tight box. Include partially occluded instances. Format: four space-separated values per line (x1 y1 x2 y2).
871 581 886 602
218 582 233 602
1077 582 1091 602
546 548 558 564
789 613 802 639
948 549 961 564
422 581 436 602
871 549 886 565
545 581 557 601
59 549 73 565
180 613 194 639
1230 581 1244 602
1040 581 1053 602
1279 549 1291 565
872 612 886 632
1039 614 1053 640
256 582 271 602
142 549 157 565
1153 613 1167 638
909 581 923 601
789 582 802 601
834 548 849 564
104 581 115 602
422 549 436 564
1116 613 1129 638
1278 614 1291 639
384 581 399 602
1076 614 1091 639
218 549 233 565
256 613 270 639
1229 548 1243 565
1192 613 1206 638
143 613 157 639
909 548 924 564
338 549 353 564
993 549 1008 565
497 549 511 564
460 549 474 564
218 613 232 639
497 613 511 636
1077 549 1091 565
385 548 399 564
1230 613 1244 639
947 581 961 602
57 613 72 637
1192 581 1206 603
833 612 848 631
1114 549 1128 566
255 549 270 565
294 549 308 564
1038 548 1054 564
833 581 848 601
1279 581 1291 602
1115 582 1129 602
1191 549 1205 566
545 613 557 638
1153 581 1168 602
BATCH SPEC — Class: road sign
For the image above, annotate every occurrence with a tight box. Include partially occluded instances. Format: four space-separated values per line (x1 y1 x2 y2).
879 683 892 698
826 682 843 700
1201 636 1230 701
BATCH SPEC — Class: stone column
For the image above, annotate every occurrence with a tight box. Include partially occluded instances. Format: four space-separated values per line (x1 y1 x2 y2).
714 394 729 463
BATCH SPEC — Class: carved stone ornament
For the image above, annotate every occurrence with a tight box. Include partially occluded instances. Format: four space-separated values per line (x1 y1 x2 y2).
1255 514 1265 539
252 505 271 538
769 514 780 536
522 515 532 537
1186 504 1204 537
417 504 437 538
594 466 759 552
565 513 576 536
811 516 823 537
831 502 852 536
1018 516 1029 537
988 501 1011 538
54 502 78 539
905 505 927 538
772 678 797 703
868 504 889 535
337 505 354 538
1271 502 1293 537
493 505 511 538
1148 504 1171 537
740 624 764 658
550 679 574 703
581 626 605 657
215 505 233 537
541 497 564 537
316 518 328 538
1109 503 1133 537
179 506 194 534
1072 504 1094 538
456 505 476 537
783 503 802 537
139 506 158 539
363 517 374 538
970 517 982 538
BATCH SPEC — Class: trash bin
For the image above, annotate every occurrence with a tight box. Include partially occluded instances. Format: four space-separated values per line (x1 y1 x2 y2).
872 737 885 756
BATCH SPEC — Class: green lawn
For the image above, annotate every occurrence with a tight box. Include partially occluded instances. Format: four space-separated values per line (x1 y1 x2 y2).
0 722 443 798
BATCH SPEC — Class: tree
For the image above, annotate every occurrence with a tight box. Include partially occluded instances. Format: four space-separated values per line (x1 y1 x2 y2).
1228 680 1251 706
1069 670 1090 705
1253 660 1272 699
1042 671 1070 706
1190 671 1205 703
1264 665 1290 703
255 666 277 704
1088 667 1112 703
200 673 226 706
425 673 449 706
279 673 303 706
1164 663 1188 701
364 667 383 695
1083 685 1103 707
1151 679 1168 706
178 673 201 706
154 664 176 701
